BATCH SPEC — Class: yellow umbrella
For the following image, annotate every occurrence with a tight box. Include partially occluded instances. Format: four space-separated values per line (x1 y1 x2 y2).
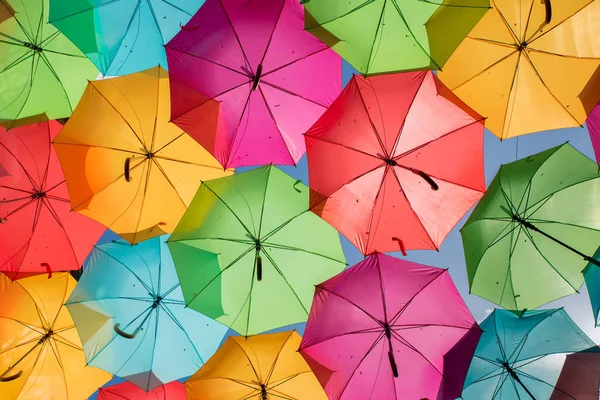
438 0 600 139
53 67 233 244
0 272 111 400
186 331 327 400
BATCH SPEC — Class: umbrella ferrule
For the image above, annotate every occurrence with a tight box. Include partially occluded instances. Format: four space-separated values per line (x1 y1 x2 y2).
23 42 42 52
260 384 268 400
31 191 45 199
152 296 162 309
383 323 392 339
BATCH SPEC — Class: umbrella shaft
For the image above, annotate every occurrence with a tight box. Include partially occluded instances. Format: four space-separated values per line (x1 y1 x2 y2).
513 374 536 400
1 340 42 378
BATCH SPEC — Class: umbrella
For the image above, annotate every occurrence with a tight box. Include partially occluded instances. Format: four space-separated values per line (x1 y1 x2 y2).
305 71 486 255
165 0 341 168
0 272 111 399
461 308 597 400
302 0 489 76
462 143 600 311
0 0 98 129
98 381 186 400
53 67 233 244
186 331 328 400
0 1 13 24
438 0 600 140
168 165 347 336
584 247 600 326
49 0 202 76
0 120 105 280
299 253 482 400
65 235 228 391
586 101 600 163
549 346 600 400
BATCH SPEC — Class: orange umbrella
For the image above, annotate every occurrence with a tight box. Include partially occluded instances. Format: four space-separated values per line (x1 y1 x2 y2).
186 331 327 400
53 67 233 244
0 272 111 399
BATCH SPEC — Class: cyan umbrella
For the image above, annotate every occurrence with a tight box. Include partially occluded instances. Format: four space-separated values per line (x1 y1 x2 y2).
65 235 228 391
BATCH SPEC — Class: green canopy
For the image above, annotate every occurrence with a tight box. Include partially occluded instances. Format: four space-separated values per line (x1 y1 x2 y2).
0 0 97 128
168 165 347 336
462 144 600 311
302 0 489 76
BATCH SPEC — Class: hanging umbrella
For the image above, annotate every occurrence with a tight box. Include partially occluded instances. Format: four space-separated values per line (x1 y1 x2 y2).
49 0 202 76
0 272 112 399
299 253 482 400
302 0 489 76
462 143 600 311
583 247 600 326
186 331 327 400
165 0 341 168
549 346 600 400
438 0 600 140
65 235 228 391
53 67 233 244
461 308 597 399
306 71 486 255
168 165 346 336
0 0 98 129
98 381 186 400
0 120 105 280
586 102 600 163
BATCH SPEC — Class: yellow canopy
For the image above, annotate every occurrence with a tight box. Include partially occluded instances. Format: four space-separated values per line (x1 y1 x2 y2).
186 331 327 400
53 67 233 244
438 0 600 139
0 273 111 400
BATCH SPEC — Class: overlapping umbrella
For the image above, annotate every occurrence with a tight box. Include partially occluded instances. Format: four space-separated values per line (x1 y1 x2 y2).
49 0 201 76
0 120 105 280
186 331 327 400
54 67 232 244
462 143 600 311
98 381 186 400
549 346 600 400
306 70 485 255
65 235 228 391
299 253 481 400
0 0 98 129
0 272 111 399
165 0 341 168
168 165 347 336
587 101 600 163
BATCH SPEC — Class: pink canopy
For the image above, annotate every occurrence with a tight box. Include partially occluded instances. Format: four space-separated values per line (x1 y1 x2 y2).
166 0 341 168
299 253 481 400
587 102 600 163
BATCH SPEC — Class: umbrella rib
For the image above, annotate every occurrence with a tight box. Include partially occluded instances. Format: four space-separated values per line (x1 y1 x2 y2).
260 241 347 265
364 169 389 257
153 154 227 170
37 51 73 114
47 0 121 24
230 337 263 383
165 47 249 77
257 86 296 167
0 142 39 190
303 134 383 161
304 0 376 30
146 0 165 43
0 53 37 124
364 0 386 76
416 0 491 8
216 0 252 70
255 161 273 240
265 389 296 400
448 50 517 92
268 371 311 390
515 368 577 399
202 184 255 238
264 331 294 385
5 11 35 44
2 198 36 219
261 80 329 108
521 0 537 43
389 329 443 376
0 48 34 74
355 77 387 155
40 198 80 271
41 48 88 58
93 246 155 294
39 30 61 47
158 0 195 17
389 270 445 324
527 219 600 234
525 0 593 44
260 250 310 316
468 36 518 49
224 89 253 169
337 332 385 399
52 142 145 156
145 305 161 391
524 175 600 217
40 123 54 190
262 47 331 78
490 0 521 44
0 317 45 335
316 286 380 324
167 236 253 245
34 0 44 45
130 160 155 245
150 68 161 153
256 0 287 68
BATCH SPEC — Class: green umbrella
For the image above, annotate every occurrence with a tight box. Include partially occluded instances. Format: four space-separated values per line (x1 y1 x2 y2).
0 0 97 129
168 165 347 336
302 0 489 76
462 143 600 312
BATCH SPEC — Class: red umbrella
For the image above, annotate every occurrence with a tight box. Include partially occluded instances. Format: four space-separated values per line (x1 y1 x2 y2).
305 71 486 255
550 347 600 400
98 381 186 400
0 121 105 279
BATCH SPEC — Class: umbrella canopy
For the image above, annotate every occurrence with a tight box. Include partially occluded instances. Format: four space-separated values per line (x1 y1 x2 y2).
53 67 232 244
587 101 600 163
302 0 489 76
49 0 202 76
461 309 597 400
0 120 105 280
165 0 341 168
0 0 98 129
549 346 600 400
0 272 111 400
0 1 13 24
168 165 346 336
306 71 485 255
186 331 327 400
299 253 482 400
65 235 228 391
462 143 600 311
583 247 600 326
98 381 186 400
438 0 600 140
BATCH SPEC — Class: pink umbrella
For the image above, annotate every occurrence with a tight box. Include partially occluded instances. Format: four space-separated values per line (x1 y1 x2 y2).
587 102 600 163
299 253 481 400
165 0 341 168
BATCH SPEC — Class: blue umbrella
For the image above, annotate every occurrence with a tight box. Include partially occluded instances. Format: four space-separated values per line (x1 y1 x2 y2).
65 235 227 391
461 308 596 399
49 0 202 76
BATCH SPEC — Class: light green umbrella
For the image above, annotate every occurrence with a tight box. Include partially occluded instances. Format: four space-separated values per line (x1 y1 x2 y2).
0 0 97 128
302 0 490 76
168 165 347 336
462 143 600 312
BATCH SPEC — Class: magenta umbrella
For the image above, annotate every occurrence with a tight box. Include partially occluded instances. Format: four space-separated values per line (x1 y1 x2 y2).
588 102 600 163
165 0 341 168
299 253 481 400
